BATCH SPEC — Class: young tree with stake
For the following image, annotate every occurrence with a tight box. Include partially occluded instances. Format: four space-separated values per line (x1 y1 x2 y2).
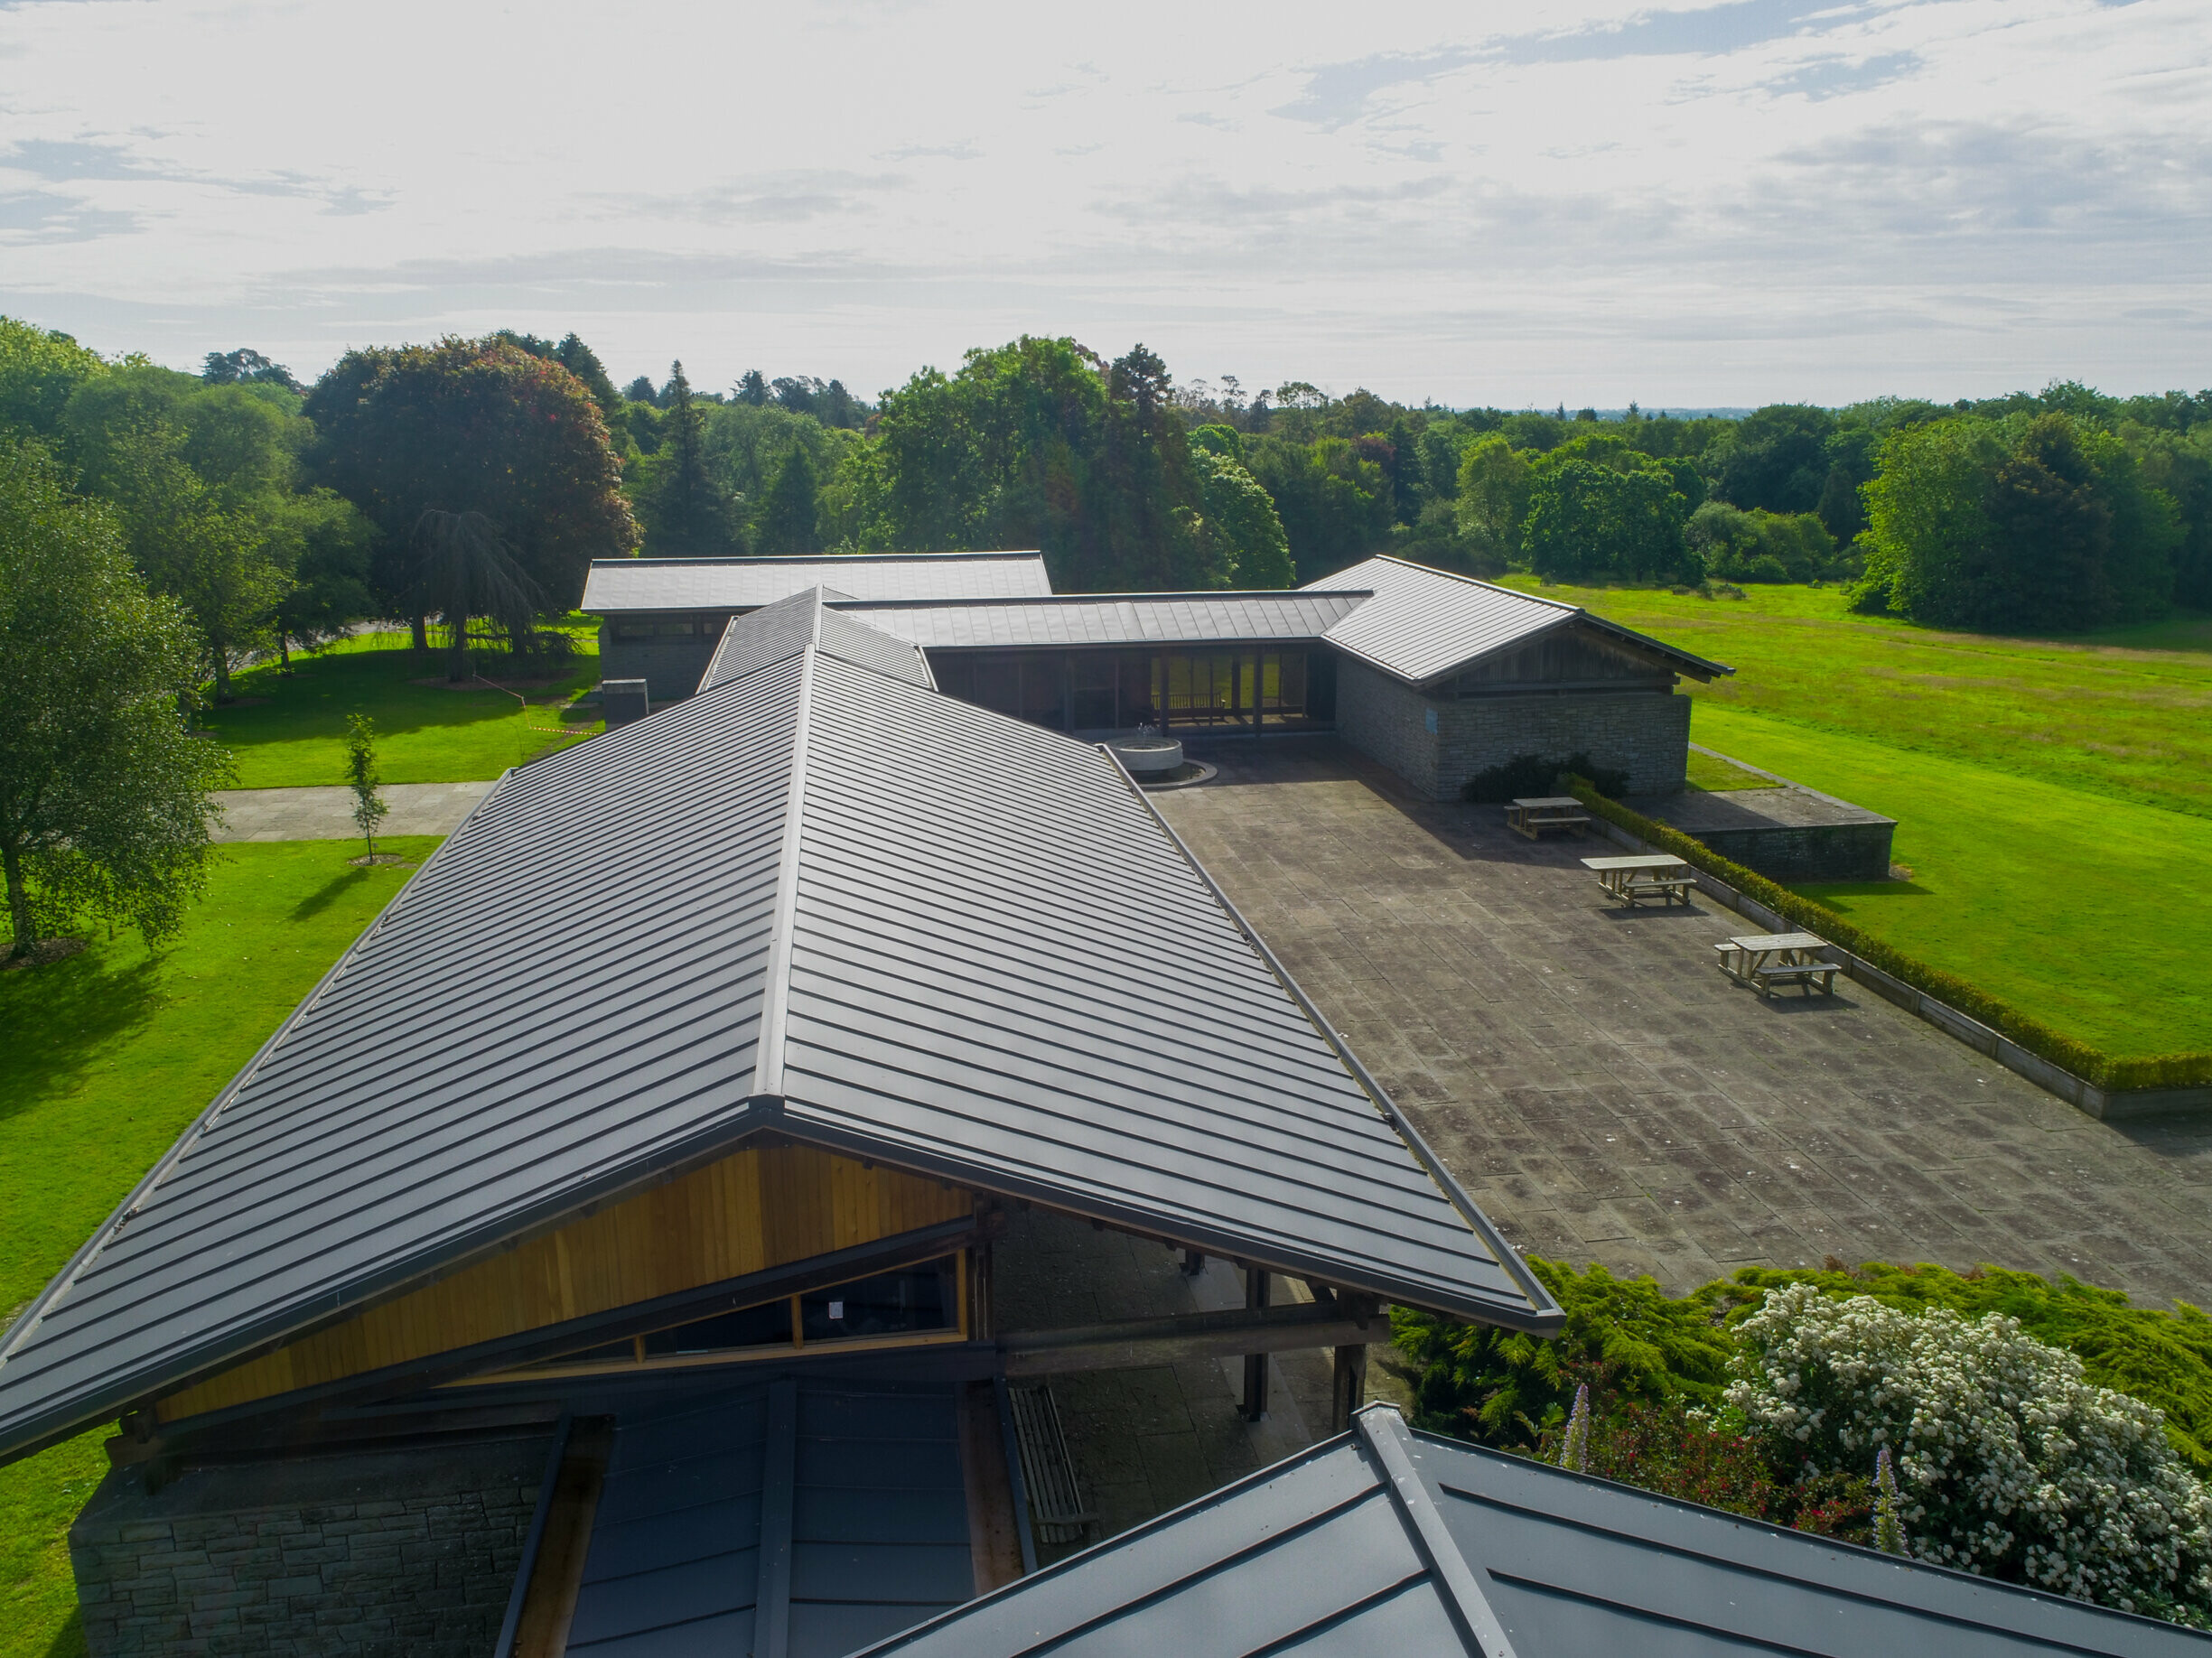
343 713 387 862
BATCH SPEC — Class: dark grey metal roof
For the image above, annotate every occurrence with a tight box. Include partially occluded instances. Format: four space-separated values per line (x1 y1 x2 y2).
856 1404 2206 1657
583 552 1053 614
830 591 1369 650
1310 555 1732 686
0 600 1554 1463
698 589 936 694
567 1376 974 1657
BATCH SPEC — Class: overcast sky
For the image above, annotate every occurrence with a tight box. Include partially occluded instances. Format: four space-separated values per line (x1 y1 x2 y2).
2 0 2207 408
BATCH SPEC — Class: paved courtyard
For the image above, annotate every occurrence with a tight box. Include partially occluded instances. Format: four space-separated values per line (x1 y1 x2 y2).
1156 739 2212 1309
211 782 496 842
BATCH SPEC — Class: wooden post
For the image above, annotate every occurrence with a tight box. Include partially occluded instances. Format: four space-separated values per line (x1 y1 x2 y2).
1241 1267 1270 1422
1331 1343 1369 1430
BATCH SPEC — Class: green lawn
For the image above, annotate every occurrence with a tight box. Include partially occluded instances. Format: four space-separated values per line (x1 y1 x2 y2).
1691 703 2212 1057
0 841 437 1658
1494 579 2212 1057
1685 746 1771 792
203 628 603 787
1504 580 2212 820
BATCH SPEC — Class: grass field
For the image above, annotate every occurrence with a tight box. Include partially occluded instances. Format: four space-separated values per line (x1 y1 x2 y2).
1505 580 2212 821
1497 581 2212 1057
202 627 603 787
0 841 437 1658
1689 705 2212 1057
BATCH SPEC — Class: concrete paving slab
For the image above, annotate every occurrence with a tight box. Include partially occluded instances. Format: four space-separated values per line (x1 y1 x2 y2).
212 782 496 843
1155 739 2212 1310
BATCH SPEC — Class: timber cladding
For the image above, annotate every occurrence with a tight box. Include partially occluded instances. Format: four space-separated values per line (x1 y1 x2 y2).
155 1144 973 1421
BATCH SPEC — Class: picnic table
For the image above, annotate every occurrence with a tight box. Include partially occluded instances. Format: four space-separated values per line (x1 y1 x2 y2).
1581 853 1695 908
1506 796 1591 840
1716 932 1841 998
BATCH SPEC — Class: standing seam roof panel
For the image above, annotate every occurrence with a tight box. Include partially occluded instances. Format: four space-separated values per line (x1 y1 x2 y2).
831 591 1370 649
583 552 1052 612
0 596 1556 1462
1311 555 1731 685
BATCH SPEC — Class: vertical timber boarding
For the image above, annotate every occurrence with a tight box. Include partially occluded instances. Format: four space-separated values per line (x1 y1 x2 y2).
153 1145 974 1421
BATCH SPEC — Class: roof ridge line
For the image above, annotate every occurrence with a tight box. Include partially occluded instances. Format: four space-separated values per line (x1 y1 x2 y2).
1356 1406 1522 1658
751 603 821 1098
1097 748 1562 1335
1367 553 1581 614
0 770 518 1377
826 588 1375 610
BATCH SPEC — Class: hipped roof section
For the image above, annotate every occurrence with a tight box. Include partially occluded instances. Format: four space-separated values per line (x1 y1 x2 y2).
858 1406 2198 1657
1310 555 1734 687
0 595 1557 1464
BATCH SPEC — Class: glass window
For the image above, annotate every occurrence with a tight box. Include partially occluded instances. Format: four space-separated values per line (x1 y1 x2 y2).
800 1260 955 1343
642 1296 794 1357
559 1337 638 1363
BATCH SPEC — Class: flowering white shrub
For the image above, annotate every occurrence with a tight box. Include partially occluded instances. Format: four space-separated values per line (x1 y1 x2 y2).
1727 1282 2212 1621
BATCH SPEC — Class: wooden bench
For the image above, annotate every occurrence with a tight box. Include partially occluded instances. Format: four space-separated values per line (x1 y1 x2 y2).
1582 853 1695 908
1506 797 1591 841
1715 933 1840 998
1755 961 1842 999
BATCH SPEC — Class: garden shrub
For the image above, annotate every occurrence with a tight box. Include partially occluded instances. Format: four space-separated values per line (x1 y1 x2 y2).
1396 1257 2212 1623
1463 751 1630 805
1730 1283 2212 1621
1393 1259 1735 1445
1724 1262 2212 1475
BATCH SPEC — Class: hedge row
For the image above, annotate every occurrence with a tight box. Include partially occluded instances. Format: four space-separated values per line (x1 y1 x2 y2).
1564 779 2212 1094
1395 1256 2212 1476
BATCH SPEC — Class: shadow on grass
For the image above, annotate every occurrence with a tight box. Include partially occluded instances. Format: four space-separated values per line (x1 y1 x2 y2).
43 1608 85 1658
1801 880 1937 902
288 862 383 923
0 950 163 1126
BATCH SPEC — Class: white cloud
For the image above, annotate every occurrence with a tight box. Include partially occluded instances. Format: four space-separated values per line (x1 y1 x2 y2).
0 0 2205 405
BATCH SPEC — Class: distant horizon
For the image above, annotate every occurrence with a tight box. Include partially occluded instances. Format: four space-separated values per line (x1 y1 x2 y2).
4 0 2205 406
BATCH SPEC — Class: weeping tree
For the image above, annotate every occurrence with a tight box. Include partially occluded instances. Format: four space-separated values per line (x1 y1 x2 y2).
406 509 547 683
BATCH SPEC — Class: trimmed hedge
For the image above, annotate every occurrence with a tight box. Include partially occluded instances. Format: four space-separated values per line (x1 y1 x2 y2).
1565 778 2212 1093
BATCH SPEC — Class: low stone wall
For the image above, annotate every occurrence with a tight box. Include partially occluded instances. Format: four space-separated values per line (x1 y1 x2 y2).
71 1431 549 1657
1334 658 1691 800
1685 817 1893 883
1634 754 1896 884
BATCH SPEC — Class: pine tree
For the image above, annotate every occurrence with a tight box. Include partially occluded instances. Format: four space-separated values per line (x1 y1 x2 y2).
640 361 736 556
756 445 821 555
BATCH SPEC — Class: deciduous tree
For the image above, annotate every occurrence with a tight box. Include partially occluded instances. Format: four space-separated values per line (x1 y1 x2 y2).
304 337 635 610
0 442 229 956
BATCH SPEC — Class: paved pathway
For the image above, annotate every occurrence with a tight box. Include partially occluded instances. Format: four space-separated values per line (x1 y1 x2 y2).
1157 740 2212 1309
212 782 496 843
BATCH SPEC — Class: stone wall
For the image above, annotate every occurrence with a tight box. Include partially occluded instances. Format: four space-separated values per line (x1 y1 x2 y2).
1334 657 1691 800
71 1431 549 1657
598 629 717 703
1675 818 1894 883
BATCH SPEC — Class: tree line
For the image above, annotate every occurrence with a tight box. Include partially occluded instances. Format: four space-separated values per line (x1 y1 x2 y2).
11 316 2207 685
6 313 2210 959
